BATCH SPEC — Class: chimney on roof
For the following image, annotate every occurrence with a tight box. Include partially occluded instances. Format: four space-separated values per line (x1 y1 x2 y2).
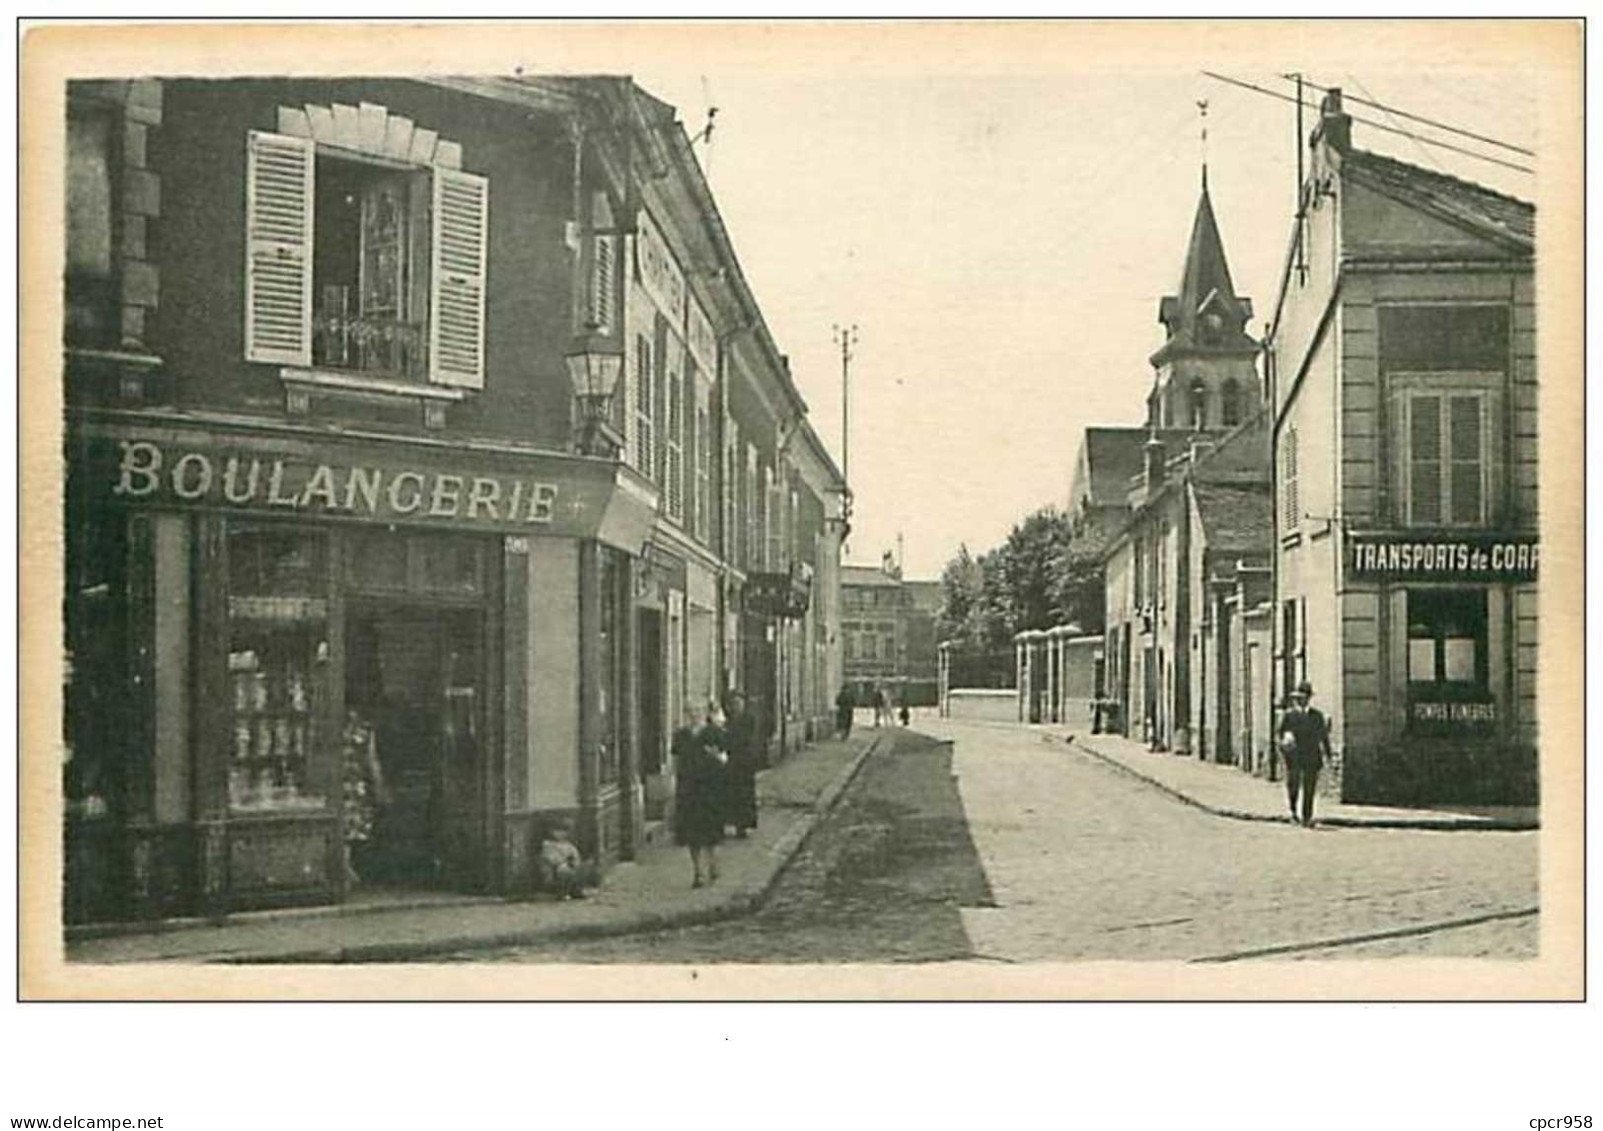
1311 88 1351 155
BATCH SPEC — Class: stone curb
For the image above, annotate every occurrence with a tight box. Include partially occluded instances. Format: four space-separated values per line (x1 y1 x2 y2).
224 734 886 964
1059 733 1538 832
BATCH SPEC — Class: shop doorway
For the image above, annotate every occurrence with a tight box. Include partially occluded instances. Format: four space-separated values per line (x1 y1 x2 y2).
344 602 485 892
637 608 666 817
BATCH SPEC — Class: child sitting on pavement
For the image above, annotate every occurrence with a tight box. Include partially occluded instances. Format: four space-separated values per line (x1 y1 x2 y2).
539 821 589 900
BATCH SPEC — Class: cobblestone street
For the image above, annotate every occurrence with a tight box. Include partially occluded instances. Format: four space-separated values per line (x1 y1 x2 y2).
460 719 1537 964
935 720 1538 963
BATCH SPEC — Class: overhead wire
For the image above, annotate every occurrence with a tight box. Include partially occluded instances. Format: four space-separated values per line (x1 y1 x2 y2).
1288 73 1534 157
1199 71 1534 175
1346 72 1445 175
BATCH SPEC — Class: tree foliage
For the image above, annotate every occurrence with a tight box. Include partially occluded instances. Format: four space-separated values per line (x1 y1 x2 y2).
937 505 1104 653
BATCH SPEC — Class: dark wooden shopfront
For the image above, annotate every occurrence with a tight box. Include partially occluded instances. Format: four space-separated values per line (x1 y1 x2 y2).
64 415 656 922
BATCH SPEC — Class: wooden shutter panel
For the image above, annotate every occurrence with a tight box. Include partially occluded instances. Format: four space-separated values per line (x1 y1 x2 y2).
591 234 616 332
244 130 315 365
430 167 489 389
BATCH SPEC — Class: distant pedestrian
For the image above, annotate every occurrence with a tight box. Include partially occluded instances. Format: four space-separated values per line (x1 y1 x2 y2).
872 683 888 727
723 691 761 838
673 700 728 887
835 683 856 740
1276 680 1332 827
898 698 911 727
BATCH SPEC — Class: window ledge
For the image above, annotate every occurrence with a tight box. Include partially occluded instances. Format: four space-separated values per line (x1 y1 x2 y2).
66 346 165 370
279 367 467 402
279 367 467 428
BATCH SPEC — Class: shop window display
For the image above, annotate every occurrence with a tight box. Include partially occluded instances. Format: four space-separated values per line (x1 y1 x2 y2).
227 525 330 813
1406 588 1489 698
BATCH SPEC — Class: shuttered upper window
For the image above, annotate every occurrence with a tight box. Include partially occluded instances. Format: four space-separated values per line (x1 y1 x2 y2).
695 403 711 544
1380 305 1508 529
633 335 655 478
665 360 685 522
1404 391 1489 527
1281 426 1300 531
245 108 488 391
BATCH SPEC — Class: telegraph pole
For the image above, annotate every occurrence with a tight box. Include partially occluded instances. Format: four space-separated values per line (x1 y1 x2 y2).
832 323 858 554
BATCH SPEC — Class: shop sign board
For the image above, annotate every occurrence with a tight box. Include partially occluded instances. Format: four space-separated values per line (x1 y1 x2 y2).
1347 533 1538 582
76 427 639 543
745 564 811 619
1410 698 1498 732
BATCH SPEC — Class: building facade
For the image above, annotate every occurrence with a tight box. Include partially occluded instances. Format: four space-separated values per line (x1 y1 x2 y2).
1267 91 1537 806
840 560 941 707
61 76 844 924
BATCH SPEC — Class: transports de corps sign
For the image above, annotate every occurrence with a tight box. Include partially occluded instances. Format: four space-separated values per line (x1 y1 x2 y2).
1347 533 1538 582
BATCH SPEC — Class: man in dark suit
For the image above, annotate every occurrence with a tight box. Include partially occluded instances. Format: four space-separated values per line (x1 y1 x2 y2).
1276 680 1332 828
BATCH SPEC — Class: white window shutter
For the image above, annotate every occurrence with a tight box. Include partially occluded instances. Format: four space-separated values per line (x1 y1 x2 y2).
591 234 615 333
244 130 315 365
430 166 489 389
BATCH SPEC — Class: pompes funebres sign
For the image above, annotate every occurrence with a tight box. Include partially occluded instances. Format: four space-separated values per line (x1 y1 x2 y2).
1347 533 1538 582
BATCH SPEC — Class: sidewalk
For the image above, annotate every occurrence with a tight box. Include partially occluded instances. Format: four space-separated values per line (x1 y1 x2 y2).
67 731 880 965
1047 727 1538 831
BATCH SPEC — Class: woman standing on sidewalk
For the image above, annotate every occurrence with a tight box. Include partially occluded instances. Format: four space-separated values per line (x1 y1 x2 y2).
673 700 728 888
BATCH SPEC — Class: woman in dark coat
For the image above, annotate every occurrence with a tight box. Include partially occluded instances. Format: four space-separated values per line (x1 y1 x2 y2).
672 700 728 888
722 691 761 838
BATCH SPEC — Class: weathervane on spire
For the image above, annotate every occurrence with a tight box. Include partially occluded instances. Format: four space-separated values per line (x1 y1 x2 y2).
1197 98 1210 190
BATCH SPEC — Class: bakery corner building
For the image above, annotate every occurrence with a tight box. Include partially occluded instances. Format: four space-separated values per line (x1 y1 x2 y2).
57 75 841 924
1268 91 1538 808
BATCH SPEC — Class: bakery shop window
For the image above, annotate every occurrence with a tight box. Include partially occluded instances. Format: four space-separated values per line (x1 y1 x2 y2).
227 525 330 813
1406 588 1489 701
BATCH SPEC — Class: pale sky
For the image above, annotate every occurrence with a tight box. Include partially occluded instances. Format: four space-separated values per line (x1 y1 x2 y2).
625 39 1537 580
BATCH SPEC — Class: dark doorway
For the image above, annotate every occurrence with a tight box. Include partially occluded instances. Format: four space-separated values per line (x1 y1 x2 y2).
742 615 777 761
637 608 664 788
344 603 484 891
1217 603 1234 764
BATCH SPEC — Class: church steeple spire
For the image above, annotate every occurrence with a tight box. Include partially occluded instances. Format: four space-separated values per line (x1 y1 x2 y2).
1150 169 1257 373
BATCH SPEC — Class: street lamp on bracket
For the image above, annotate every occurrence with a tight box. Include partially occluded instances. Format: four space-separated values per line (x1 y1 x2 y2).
565 324 625 458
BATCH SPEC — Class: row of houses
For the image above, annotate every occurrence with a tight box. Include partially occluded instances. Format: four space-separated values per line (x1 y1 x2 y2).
1045 89 1537 808
61 75 848 923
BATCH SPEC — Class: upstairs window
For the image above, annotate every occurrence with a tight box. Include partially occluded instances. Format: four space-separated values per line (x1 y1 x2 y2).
588 192 617 334
791 487 801 564
245 110 488 390
723 416 739 561
695 403 711 544
761 463 774 571
745 445 759 571
665 359 684 522
1381 305 1508 528
1281 425 1300 531
1403 393 1489 527
632 335 655 478
66 103 118 347
1221 378 1242 427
